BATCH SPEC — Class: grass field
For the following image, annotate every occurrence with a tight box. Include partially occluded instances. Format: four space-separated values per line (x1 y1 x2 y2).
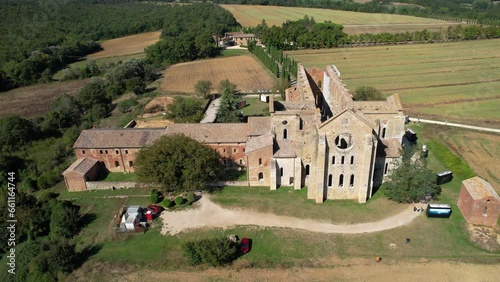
87 31 161 59
287 39 500 126
0 79 90 118
221 4 457 34
411 123 500 193
160 55 277 94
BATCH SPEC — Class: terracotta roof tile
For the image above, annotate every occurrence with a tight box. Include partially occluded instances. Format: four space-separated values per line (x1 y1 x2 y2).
246 132 273 153
165 123 248 143
382 139 402 158
73 129 164 148
274 140 297 158
248 117 271 136
462 176 499 201
63 157 98 175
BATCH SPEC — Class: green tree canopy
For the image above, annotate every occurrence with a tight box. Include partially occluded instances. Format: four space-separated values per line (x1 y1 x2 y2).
135 134 223 193
0 115 36 153
216 79 240 123
165 96 205 123
384 156 441 203
353 86 386 101
194 80 213 98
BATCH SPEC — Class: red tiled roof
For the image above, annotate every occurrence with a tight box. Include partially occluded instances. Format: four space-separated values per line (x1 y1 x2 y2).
165 123 248 143
63 157 98 175
73 129 165 148
273 140 297 158
248 116 271 136
462 176 499 201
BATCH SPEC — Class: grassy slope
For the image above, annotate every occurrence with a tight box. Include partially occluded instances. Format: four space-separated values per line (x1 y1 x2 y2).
287 39 500 125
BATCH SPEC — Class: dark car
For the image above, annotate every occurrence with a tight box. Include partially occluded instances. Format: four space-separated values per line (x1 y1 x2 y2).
240 237 251 254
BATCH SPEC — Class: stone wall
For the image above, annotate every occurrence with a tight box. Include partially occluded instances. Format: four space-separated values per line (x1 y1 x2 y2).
86 181 137 190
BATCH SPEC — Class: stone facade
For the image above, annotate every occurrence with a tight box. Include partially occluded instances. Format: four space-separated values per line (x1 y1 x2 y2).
64 65 406 203
457 177 500 227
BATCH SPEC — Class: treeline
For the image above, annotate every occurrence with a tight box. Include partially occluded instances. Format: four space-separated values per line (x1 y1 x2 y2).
145 4 240 66
0 189 88 280
347 24 500 44
0 59 156 193
0 1 167 91
248 16 348 50
214 0 500 26
248 42 297 81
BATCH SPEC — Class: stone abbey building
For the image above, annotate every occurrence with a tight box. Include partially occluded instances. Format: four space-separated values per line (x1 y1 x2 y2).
64 65 406 203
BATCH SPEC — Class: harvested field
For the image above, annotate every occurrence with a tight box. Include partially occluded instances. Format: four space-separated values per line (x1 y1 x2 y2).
221 4 456 34
160 55 277 94
287 39 500 126
0 79 89 118
420 124 500 193
87 31 161 59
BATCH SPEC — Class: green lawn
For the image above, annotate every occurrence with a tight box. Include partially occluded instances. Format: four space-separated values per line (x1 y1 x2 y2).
221 49 249 57
101 172 137 182
211 186 407 224
240 97 272 117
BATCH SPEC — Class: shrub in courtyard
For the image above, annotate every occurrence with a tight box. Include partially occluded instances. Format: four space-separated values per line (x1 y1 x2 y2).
160 198 174 208
186 192 196 204
175 196 185 206
150 189 161 204
181 237 238 267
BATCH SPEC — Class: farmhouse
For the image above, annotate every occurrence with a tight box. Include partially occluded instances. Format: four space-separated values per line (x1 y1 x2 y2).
223 31 260 46
63 64 406 203
457 176 500 227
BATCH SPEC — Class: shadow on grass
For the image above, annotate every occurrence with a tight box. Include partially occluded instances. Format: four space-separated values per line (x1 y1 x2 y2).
78 213 98 230
75 243 103 268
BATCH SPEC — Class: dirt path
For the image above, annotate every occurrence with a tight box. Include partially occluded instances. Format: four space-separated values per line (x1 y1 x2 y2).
123 261 500 282
410 117 500 133
160 195 426 235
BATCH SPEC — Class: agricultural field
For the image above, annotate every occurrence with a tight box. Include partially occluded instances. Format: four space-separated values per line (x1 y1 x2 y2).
160 55 277 94
87 31 161 59
416 123 500 193
0 79 90 118
287 39 500 127
221 4 457 34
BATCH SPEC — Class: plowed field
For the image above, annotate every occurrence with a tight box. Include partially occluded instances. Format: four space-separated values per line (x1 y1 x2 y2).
87 31 161 59
160 55 277 94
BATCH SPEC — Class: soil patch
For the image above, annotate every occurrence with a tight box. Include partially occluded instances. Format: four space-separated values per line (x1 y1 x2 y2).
87 31 161 59
0 79 89 118
466 223 500 252
160 55 276 94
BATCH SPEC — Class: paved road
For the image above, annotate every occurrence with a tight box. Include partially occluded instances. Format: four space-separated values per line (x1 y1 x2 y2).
200 98 220 123
161 195 426 235
410 117 500 134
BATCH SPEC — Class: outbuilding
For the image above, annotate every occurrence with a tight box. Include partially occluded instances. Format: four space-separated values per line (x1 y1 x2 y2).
457 176 500 227
62 157 100 191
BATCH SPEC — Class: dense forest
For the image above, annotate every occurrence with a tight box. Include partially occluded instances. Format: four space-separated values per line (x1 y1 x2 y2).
215 0 500 25
145 4 240 66
0 0 167 91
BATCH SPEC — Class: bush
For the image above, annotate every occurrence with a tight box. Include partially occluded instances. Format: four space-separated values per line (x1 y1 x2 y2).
160 198 174 208
186 192 195 204
150 189 161 204
175 196 186 206
181 237 238 267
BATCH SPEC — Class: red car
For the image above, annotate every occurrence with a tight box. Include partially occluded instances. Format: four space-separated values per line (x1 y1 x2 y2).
240 237 251 254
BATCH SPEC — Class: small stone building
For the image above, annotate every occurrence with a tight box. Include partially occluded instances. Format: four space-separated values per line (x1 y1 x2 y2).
457 176 500 227
62 157 100 191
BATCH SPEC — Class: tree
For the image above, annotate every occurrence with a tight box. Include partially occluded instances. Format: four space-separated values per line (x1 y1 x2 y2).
50 200 80 240
216 79 240 123
0 115 36 153
353 86 385 101
165 96 205 123
182 237 238 267
135 134 222 193
194 80 213 98
384 155 441 203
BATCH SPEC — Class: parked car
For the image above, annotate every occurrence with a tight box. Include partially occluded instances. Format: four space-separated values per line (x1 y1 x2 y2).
240 237 251 254
146 205 163 215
